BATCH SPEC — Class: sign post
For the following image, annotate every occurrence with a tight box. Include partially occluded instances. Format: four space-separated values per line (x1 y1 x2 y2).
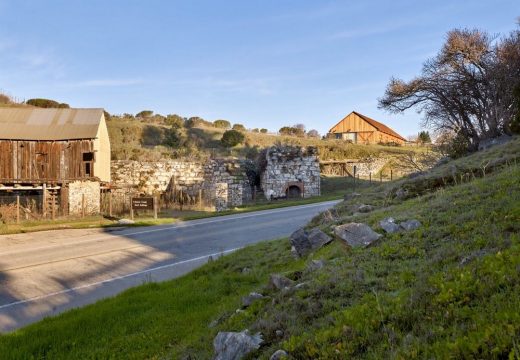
131 197 154 220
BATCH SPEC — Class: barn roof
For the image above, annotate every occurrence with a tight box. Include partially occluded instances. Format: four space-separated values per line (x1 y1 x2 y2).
329 111 406 141
0 108 104 140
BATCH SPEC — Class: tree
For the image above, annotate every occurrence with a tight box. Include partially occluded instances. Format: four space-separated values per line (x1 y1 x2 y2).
417 131 432 144
379 25 520 153
232 123 246 131
26 98 69 108
279 126 294 135
136 110 154 118
103 110 111 120
165 114 185 128
260 128 268 133
214 119 231 129
0 93 12 104
164 125 182 147
307 129 320 138
221 129 245 147
186 116 211 128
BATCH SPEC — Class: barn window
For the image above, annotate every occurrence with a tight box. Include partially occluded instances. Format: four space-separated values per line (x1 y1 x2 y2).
83 152 94 161
85 162 92 176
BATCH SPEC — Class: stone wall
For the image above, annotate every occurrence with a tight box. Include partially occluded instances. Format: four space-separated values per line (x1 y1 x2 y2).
261 146 320 199
353 157 388 177
111 159 253 211
68 180 100 215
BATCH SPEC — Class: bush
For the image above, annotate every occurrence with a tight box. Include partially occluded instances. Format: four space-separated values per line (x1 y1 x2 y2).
136 110 154 118
221 130 245 147
186 117 212 128
165 114 185 128
164 126 183 147
260 128 268 133
0 93 12 104
26 98 69 108
214 120 231 129
232 123 246 131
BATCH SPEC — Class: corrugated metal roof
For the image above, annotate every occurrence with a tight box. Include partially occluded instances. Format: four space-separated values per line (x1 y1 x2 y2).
0 108 104 140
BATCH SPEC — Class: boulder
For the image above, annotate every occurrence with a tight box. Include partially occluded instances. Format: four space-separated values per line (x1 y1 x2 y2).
117 218 135 225
289 228 332 257
399 219 422 231
379 217 401 234
357 204 374 213
213 330 263 360
242 292 264 307
307 259 325 271
268 274 294 290
270 350 289 360
334 223 382 247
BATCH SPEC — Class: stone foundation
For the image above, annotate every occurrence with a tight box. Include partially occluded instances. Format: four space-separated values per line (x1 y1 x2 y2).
68 180 100 215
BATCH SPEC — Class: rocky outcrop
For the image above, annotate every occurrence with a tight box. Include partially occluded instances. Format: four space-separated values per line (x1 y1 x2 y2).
334 223 382 247
213 330 263 360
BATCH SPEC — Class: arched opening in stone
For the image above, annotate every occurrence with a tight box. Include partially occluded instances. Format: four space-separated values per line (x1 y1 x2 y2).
286 182 303 198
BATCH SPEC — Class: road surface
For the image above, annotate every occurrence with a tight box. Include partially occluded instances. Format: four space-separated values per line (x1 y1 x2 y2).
0 200 338 332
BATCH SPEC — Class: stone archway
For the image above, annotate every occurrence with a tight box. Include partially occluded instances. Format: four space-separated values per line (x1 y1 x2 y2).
285 181 304 198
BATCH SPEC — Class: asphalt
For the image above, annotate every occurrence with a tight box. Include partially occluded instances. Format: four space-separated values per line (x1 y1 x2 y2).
0 200 339 332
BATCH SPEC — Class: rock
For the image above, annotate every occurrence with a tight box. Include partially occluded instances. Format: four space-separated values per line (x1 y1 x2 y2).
395 188 409 200
379 217 401 234
289 227 332 257
344 192 361 201
268 274 294 290
241 267 252 275
357 204 374 213
213 330 263 360
275 330 284 338
307 259 325 271
270 349 289 360
242 292 264 307
399 219 422 231
117 218 135 225
294 282 306 289
334 223 382 247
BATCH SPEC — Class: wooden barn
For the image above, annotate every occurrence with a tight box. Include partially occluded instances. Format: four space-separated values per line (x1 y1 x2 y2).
0 108 110 216
328 111 406 145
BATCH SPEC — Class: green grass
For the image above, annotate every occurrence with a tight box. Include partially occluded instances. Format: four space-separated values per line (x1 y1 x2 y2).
1 144 519 358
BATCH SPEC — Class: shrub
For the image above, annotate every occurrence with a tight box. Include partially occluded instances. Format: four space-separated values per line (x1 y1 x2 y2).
26 98 69 108
186 117 212 128
260 128 268 133
221 129 245 147
214 120 231 129
164 125 183 147
0 93 12 104
136 110 154 118
232 123 246 131
165 114 185 128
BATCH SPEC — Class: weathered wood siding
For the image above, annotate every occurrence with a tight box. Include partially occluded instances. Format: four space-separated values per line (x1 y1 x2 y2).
330 113 405 145
0 139 96 182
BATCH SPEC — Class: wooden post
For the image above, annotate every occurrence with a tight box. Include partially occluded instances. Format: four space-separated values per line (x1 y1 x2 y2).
153 196 158 220
369 172 372 184
198 189 202 210
353 166 357 191
109 191 113 217
16 195 20 224
390 169 393 181
130 198 134 220
51 193 55 220
42 183 47 218
81 193 85 218
380 172 382 183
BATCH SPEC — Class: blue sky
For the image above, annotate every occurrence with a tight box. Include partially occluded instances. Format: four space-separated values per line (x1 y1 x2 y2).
0 1 518 137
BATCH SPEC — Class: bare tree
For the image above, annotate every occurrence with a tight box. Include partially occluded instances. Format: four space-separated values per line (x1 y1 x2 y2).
379 26 520 151
307 129 320 138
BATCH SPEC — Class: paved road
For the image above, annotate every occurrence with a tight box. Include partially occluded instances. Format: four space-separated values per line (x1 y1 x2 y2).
0 200 338 332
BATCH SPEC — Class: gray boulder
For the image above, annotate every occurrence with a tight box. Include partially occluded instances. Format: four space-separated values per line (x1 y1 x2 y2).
270 349 289 360
307 259 326 271
289 227 332 257
242 292 264 307
379 217 401 234
117 218 135 225
213 330 263 360
399 219 422 231
268 274 294 291
334 223 382 247
357 204 374 213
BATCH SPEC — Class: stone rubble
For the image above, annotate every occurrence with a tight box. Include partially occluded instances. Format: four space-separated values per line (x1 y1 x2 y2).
334 223 382 247
213 330 263 360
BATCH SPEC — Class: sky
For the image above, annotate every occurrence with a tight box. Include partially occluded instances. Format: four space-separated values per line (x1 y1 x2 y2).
0 1 518 137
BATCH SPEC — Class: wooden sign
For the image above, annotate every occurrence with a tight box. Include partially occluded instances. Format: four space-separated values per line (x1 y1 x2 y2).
131 197 154 210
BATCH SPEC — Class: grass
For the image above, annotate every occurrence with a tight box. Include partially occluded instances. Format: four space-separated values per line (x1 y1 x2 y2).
1 140 519 358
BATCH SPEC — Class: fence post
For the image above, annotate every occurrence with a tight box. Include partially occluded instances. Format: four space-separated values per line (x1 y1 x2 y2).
109 191 113 217
198 189 202 210
153 196 158 220
380 172 382 183
81 193 85 218
51 193 55 221
42 183 47 218
130 197 134 220
390 169 393 181
353 166 357 191
369 172 372 184
16 195 20 224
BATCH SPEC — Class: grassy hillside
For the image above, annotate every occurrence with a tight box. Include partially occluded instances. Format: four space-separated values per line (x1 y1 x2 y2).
0 138 518 359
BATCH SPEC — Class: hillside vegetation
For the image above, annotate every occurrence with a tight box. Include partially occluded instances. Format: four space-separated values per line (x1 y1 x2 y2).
1 137 518 359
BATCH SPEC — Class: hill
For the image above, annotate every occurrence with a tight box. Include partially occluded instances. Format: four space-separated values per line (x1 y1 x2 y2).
0 137 518 359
